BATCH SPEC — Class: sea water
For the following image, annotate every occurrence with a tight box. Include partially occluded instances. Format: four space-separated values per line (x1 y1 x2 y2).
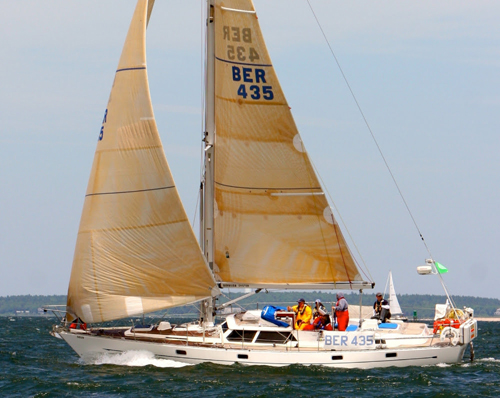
1 317 499 397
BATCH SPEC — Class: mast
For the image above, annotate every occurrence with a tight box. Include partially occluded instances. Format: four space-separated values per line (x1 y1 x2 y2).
200 0 216 324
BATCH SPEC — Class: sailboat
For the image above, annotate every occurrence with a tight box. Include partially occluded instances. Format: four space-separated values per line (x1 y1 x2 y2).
384 272 408 322
49 0 477 368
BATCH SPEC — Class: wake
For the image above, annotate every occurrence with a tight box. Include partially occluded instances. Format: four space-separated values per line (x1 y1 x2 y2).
89 350 192 368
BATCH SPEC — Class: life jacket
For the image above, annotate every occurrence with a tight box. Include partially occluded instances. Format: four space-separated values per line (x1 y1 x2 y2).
293 304 312 329
433 318 462 334
313 304 327 318
335 297 349 331
374 299 390 316
313 315 332 330
335 297 348 311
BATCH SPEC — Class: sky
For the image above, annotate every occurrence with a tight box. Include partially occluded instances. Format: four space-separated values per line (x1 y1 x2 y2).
1 1 499 300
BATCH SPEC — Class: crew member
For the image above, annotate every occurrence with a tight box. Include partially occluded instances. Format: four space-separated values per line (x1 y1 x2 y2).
332 292 349 331
314 313 333 331
313 299 327 319
302 313 333 331
287 298 312 330
372 292 391 323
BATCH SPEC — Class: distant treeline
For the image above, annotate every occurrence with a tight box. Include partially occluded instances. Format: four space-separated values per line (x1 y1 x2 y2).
1 293 499 319
0 295 65 316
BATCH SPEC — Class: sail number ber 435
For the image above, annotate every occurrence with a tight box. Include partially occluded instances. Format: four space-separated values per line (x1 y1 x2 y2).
232 66 274 101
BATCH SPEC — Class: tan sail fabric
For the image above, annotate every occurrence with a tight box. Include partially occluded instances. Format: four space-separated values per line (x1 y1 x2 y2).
66 0 216 324
213 0 364 286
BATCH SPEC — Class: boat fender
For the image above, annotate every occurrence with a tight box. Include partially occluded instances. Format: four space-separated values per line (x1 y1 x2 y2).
440 327 459 346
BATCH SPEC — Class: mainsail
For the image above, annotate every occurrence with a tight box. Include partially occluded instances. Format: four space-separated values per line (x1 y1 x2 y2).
212 0 368 288
66 0 217 324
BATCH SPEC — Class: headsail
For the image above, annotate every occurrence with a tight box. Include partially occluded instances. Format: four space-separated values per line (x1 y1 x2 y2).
212 0 370 289
386 271 404 316
66 0 217 324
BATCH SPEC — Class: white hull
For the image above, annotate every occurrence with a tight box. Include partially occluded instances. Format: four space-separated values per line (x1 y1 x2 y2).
58 318 474 369
59 331 468 369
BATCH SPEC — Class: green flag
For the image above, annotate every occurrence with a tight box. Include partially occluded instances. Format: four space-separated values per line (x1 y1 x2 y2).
434 261 448 274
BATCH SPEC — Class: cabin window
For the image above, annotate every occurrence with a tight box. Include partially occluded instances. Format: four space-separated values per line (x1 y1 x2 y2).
386 353 397 358
254 331 294 344
176 350 187 355
237 354 248 359
220 322 228 332
226 330 257 342
331 355 343 361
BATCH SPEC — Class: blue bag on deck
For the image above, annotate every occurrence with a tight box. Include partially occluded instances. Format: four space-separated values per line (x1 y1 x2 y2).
261 305 289 328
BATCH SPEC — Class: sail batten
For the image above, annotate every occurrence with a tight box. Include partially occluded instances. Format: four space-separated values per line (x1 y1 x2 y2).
220 6 256 14
85 185 175 198
215 181 322 191
66 0 217 324
116 66 147 72
215 57 272 67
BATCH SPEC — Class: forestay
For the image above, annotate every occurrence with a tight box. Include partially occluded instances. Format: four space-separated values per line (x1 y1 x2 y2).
66 0 217 324
212 0 366 288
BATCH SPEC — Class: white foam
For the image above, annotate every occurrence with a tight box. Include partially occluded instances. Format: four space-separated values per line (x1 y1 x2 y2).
435 363 451 368
478 357 500 363
92 350 192 368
